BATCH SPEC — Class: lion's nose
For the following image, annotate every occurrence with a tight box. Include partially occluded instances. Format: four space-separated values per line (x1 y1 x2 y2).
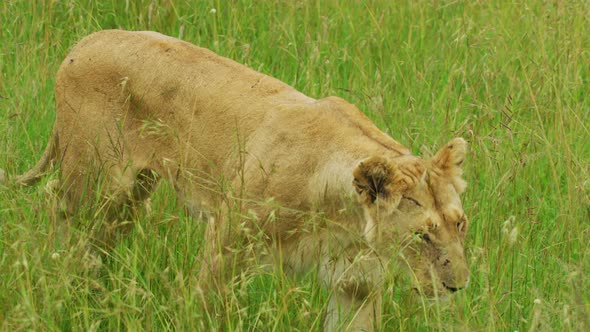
443 282 464 293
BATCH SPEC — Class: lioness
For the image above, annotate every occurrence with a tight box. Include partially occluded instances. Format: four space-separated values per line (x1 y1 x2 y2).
5 30 470 331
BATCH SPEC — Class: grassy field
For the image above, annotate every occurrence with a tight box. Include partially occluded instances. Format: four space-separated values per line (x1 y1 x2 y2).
1 0 589 331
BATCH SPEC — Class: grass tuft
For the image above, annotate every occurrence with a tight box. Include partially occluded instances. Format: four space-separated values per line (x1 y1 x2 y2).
1 1 589 331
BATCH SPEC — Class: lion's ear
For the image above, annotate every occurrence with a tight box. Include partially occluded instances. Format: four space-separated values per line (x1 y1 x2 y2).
352 157 408 206
431 137 468 193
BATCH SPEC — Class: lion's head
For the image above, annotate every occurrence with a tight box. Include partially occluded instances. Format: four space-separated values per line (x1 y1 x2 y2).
352 138 470 296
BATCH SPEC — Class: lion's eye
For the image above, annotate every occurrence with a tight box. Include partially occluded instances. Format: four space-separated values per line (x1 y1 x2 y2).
403 196 423 207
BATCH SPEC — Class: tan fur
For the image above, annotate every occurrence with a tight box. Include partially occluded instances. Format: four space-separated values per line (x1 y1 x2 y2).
6 30 470 331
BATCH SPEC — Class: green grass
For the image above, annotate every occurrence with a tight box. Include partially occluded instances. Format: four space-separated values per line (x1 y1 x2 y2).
1 0 589 331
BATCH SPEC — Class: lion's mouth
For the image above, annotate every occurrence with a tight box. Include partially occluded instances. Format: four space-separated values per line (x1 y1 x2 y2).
442 282 459 293
411 282 463 297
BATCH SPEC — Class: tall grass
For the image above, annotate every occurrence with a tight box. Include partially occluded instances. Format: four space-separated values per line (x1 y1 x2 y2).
1 0 589 330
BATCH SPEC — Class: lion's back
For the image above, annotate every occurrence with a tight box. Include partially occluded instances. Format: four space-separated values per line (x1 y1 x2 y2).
53 30 316 198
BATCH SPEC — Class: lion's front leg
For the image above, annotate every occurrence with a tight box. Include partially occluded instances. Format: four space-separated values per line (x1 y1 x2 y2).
320 244 384 332
196 210 257 321
196 216 228 309
325 291 381 332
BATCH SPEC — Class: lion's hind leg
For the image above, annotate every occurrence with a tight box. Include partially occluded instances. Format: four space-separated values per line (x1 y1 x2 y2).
57 162 160 258
90 165 161 251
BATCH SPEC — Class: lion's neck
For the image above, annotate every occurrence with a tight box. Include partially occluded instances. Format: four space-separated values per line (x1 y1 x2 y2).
306 153 366 226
